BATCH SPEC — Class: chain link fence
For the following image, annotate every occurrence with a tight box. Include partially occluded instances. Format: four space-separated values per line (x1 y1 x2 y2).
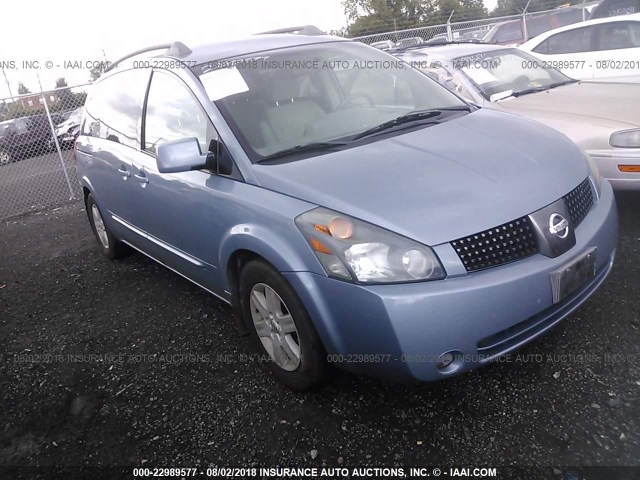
352 3 594 47
0 84 89 220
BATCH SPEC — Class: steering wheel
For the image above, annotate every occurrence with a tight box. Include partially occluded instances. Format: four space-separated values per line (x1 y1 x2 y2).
336 93 375 110
511 75 533 93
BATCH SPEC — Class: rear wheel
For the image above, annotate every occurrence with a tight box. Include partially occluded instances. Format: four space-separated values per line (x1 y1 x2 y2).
239 260 327 390
86 193 129 259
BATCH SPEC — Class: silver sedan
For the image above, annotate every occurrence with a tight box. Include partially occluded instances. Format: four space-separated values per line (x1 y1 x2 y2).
396 43 640 190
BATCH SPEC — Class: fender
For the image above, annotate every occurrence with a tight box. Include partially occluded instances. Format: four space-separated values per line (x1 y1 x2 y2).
79 175 95 195
218 223 324 292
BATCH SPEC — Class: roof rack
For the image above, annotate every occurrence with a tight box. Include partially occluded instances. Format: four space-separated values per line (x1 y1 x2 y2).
426 39 487 46
393 39 486 51
105 42 192 73
258 25 326 36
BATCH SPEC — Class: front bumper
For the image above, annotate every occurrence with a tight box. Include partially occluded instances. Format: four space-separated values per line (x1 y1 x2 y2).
590 148 640 190
284 181 618 382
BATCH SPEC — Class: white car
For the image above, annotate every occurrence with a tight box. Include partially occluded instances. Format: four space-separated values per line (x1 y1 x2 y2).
395 43 640 190
519 13 640 80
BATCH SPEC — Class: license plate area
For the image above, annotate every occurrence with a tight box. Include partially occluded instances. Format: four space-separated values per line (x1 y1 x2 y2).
550 247 597 304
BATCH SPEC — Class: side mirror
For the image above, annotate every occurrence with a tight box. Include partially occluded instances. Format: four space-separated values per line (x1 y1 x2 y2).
156 137 209 173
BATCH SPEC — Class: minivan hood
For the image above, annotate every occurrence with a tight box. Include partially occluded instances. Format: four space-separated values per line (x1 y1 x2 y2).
253 109 588 246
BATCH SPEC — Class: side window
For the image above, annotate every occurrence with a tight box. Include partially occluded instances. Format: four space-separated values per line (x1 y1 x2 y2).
144 71 215 154
544 27 593 54
496 22 523 43
83 69 149 149
631 22 640 45
597 22 638 50
532 39 549 54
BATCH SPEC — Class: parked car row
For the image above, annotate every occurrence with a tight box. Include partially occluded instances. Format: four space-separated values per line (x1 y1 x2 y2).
0 107 83 165
482 6 586 46
0 115 52 165
370 9 639 84
77 31 621 391
369 5 589 52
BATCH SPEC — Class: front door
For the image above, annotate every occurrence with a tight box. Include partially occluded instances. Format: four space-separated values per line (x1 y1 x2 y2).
128 69 235 295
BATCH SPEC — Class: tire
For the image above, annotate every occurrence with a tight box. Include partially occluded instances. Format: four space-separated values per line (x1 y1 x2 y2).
86 193 129 259
239 259 327 390
0 149 12 166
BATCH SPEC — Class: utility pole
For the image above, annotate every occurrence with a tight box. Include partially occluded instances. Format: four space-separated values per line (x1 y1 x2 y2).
2 68 13 98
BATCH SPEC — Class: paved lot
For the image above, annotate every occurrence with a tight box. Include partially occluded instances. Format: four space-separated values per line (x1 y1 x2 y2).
0 193 638 469
0 150 79 220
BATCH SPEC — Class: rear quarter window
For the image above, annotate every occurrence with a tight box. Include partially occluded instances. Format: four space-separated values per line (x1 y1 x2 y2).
538 26 594 54
597 21 640 49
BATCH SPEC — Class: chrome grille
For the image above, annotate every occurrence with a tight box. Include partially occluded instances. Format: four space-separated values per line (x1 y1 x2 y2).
451 217 538 272
563 178 594 228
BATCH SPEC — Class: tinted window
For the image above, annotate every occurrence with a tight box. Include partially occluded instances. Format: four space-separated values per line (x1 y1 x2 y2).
144 71 215 154
496 22 523 43
632 21 640 42
83 69 149 149
591 0 639 18
597 21 640 50
540 26 593 54
526 16 551 39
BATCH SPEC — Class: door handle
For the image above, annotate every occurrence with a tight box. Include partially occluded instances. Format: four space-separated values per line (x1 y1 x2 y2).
117 166 131 178
134 172 149 184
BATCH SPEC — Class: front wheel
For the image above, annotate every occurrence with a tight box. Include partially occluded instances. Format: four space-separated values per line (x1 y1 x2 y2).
239 260 327 390
86 193 129 259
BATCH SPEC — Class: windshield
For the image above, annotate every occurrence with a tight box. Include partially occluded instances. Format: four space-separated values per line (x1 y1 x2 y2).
452 48 573 101
195 41 466 161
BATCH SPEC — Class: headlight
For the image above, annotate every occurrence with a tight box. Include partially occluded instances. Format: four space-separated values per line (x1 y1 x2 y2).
610 128 640 148
295 208 446 283
584 150 601 197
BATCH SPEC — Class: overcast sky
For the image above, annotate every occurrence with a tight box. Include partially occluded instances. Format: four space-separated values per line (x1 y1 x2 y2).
0 0 496 98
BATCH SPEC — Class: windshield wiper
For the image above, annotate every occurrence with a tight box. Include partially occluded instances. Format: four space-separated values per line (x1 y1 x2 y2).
512 79 579 98
352 106 472 141
257 141 348 163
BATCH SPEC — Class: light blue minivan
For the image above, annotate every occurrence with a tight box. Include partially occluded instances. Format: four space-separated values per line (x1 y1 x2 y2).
76 29 617 390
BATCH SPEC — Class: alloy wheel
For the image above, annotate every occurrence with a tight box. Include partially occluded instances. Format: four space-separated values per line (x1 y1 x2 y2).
91 204 110 249
249 283 301 371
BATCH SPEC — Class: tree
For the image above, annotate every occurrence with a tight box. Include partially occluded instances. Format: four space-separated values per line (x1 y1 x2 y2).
459 0 488 20
343 0 439 36
342 0 488 37
55 77 75 109
491 0 578 16
89 61 110 82
17 82 31 95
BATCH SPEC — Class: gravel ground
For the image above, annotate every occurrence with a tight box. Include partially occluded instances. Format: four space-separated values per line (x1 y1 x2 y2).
0 192 638 471
0 149 79 220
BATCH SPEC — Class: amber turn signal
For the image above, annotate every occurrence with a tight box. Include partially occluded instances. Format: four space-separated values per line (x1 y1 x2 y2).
618 165 640 173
